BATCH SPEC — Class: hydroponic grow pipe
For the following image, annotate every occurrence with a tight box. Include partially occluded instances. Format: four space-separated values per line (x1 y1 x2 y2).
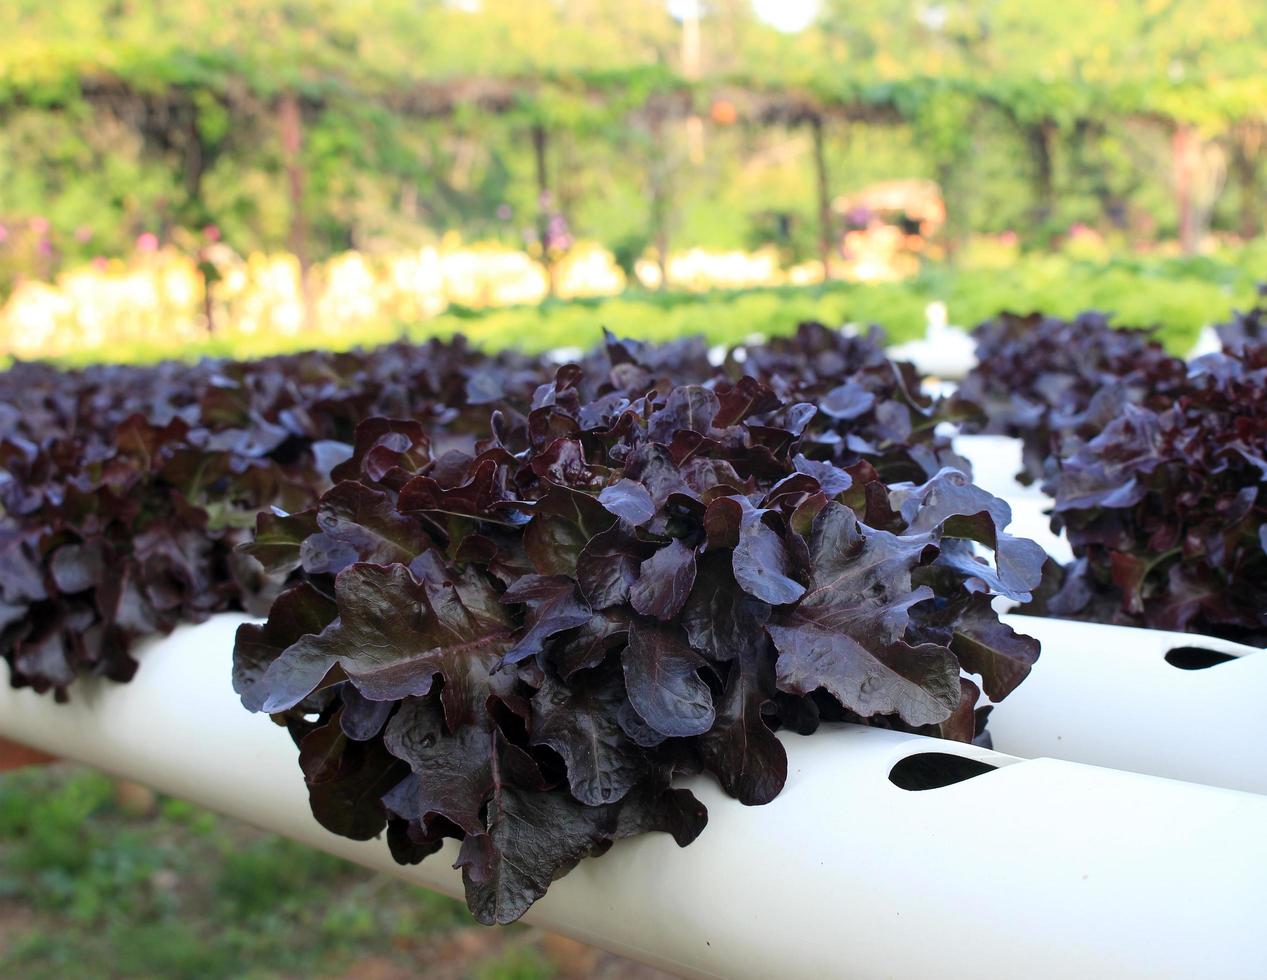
952 437 1267 793
951 434 1045 503
2 616 1265 979
991 613 1267 795
951 433 1074 562
888 317 976 379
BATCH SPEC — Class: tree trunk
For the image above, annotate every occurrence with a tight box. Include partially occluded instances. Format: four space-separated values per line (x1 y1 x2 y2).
278 91 314 325
810 115 834 281
648 114 671 291
183 106 216 335
1173 125 1199 255
201 265 216 336
681 3 704 164
531 124 555 297
1072 121 1127 231
1026 121 1057 233
1230 123 1264 241
935 160 965 263
1173 125 1228 254
182 107 205 221
279 93 308 266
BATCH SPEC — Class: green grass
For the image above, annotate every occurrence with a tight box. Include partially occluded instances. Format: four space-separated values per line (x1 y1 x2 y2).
39 245 1267 368
0 765 550 980
417 249 1264 357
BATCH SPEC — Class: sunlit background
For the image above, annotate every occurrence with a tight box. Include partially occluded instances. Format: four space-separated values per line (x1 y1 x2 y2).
1 0 1264 365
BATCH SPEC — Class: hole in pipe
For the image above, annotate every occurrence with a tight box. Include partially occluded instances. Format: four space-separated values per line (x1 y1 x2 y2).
888 753 998 791
1164 646 1238 670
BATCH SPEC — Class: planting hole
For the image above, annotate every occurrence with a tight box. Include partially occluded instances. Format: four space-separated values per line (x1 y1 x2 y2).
888 752 998 791
1164 646 1238 670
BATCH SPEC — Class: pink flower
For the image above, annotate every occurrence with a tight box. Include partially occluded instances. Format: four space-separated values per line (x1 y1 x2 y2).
37 239 54 257
998 230 1019 246
92 256 108 271
203 224 221 242
29 216 50 235
0 225 8 244
75 226 93 243
136 232 160 253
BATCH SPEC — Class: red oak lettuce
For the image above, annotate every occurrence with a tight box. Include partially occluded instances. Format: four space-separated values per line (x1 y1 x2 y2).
235 342 1042 924
956 311 1187 484
0 340 543 696
956 300 1267 644
0 323 1046 925
1024 333 1267 644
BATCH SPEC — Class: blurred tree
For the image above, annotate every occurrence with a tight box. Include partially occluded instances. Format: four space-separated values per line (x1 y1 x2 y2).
0 0 1264 282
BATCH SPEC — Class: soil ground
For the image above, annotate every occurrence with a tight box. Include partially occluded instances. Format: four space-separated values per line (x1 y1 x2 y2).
0 763 676 980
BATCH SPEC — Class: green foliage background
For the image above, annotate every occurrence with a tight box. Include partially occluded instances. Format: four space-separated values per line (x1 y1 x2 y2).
1 0 1265 279
0 764 555 979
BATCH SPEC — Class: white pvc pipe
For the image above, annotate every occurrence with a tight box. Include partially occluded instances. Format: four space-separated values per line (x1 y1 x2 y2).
997 496 1072 564
950 432 1267 793
951 437 1267 794
887 319 977 379
951 433 1045 502
992 614 1267 796
2 616 1266 979
952 433 1073 563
